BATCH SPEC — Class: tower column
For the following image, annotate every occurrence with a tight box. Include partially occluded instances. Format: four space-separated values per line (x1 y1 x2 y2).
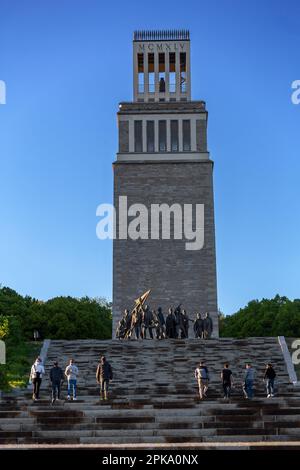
142 119 147 153
154 119 159 152
178 119 183 152
165 51 170 102
144 52 149 99
166 118 171 152
114 30 218 338
175 49 180 102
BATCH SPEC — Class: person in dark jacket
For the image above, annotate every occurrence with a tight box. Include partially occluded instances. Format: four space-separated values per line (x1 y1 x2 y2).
221 363 233 399
152 309 160 339
166 308 176 338
50 361 64 405
203 312 213 339
264 363 276 397
194 314 203 339
133 309 142 340
174 306 182 338
157 307 165 339
143 305 154 339
181 309 189 338
96 356 113 400
243 363 255 399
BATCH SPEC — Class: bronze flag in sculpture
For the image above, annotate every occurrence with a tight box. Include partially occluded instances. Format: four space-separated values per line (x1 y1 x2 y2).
124 289 151 339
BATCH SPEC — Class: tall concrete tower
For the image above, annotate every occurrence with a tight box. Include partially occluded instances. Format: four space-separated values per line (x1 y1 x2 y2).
113 30 218 337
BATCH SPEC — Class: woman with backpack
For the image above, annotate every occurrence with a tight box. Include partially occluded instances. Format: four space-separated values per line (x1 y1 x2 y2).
194 361 209 400
29 356 45 401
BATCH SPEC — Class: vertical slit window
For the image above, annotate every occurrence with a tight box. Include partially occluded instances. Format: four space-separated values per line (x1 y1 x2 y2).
134 121 143 152
182 120 191 151
171 120 179 152
158 53 165 92
159 120 167 152
169 52 176 93
137 53 144 93
148 53 155 93
180 52 186 93
147 121 155 152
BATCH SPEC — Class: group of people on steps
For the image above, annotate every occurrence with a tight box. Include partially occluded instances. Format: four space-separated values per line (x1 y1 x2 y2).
194 362 276 400
29 356 112 404
30 355 276 403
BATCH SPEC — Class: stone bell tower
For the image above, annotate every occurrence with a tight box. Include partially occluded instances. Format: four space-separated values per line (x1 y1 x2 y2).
113 30 218 337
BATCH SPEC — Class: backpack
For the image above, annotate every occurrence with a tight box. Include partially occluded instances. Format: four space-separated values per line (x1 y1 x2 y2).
198 367 208 379
267 368 276 379
33 365 41 379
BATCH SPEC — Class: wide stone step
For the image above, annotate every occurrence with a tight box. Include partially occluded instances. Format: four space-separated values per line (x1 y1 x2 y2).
3 416 300 433
2 434 300 445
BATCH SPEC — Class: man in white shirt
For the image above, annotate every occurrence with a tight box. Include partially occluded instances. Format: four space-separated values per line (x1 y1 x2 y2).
65 358 79 400
195 361 210 400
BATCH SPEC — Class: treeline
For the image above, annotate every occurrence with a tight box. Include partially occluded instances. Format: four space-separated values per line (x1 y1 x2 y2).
0 286 112 342
1 286 299 342
220 295 300 338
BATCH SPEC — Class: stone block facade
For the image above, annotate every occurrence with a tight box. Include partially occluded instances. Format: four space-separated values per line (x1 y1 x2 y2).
113 160 218 337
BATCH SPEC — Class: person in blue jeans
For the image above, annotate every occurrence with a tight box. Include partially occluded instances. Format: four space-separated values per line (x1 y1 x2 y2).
264 363 276 397
243 363 255 399
65 358 79 401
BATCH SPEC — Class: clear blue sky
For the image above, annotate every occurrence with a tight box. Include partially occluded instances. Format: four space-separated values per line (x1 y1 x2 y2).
0 0 299 315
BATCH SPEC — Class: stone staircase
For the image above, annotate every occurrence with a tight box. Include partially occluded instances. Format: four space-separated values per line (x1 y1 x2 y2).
1 338 300 446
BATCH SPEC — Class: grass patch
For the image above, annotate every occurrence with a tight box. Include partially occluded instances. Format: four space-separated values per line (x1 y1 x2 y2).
0 341 41 391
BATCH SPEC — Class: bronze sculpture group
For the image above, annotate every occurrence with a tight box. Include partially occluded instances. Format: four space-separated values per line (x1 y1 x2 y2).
116 290 213 340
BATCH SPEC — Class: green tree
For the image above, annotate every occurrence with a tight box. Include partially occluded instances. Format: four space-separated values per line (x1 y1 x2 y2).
220 295 300 338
